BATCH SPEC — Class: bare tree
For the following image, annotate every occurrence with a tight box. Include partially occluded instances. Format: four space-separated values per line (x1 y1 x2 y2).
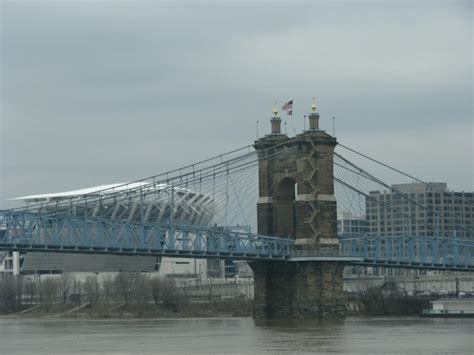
112 272 152 315
75 279 83 299
132 273 150 316
160 277 179 309
24 278 37 305
208 278 214 304
14 276 23 311
0 275 22 313
102 274 114 306
59 273 72 305
83 275 100 306
149 276 161 305
113 272 134 306
41 278 59 311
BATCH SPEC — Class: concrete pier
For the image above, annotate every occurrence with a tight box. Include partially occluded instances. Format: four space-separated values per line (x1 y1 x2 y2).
251 260 345 318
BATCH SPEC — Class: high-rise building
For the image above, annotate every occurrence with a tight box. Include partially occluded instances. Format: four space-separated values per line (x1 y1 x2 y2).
366 183 473 239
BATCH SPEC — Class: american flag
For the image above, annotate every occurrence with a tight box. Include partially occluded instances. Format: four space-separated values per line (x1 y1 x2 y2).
281 100 293 111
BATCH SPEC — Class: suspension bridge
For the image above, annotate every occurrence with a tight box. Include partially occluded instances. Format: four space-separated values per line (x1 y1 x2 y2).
0 107 472 317
0 117 472 271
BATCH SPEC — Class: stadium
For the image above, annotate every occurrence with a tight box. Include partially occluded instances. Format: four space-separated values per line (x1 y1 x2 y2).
1 182 225 276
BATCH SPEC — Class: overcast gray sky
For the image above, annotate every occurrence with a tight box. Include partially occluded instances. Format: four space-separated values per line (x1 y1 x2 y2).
0 0 472 208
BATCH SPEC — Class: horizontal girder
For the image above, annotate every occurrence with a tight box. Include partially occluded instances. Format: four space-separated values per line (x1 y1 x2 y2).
0 211 291 260
339 235 474 271
0 211 473 271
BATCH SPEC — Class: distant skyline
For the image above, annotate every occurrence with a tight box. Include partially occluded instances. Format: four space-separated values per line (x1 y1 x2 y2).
1 0 472 208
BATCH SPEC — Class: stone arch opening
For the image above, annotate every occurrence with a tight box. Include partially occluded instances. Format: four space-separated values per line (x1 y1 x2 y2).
274 177 297 238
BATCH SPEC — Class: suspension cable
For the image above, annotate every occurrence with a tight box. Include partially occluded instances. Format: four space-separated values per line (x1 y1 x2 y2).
337 143 424 183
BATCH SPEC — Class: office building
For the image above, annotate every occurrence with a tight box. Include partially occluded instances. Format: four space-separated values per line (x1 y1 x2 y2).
366 182 473 239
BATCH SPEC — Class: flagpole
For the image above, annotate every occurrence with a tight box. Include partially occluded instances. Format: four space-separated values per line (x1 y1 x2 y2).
332 116 335 136
256 120 259 139
303 115 306 131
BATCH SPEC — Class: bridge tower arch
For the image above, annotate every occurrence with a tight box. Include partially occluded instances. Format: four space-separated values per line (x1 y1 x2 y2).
251 104 345 318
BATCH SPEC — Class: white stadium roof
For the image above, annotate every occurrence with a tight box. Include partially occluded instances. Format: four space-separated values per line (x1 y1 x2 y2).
11 182 221 226
12 182 154 202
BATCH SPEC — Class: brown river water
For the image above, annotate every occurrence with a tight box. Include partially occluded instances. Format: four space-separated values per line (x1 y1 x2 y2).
0 317 472 354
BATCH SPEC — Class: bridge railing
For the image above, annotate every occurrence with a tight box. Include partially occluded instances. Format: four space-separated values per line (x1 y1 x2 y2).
1 210 472 270
339 235 474 269
0 211 293 260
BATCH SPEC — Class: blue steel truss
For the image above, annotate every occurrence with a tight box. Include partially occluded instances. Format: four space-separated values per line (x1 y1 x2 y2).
339 235 474 271
0 211 473 271
0 211 292 260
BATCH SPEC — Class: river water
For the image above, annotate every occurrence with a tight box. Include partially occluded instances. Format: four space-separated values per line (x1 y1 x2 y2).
0 317 472 354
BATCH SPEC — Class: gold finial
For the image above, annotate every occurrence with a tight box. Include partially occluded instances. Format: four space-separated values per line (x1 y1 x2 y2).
273 101 279 116
311 96 317 112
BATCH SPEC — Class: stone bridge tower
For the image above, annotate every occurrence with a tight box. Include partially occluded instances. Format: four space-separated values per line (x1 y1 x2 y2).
250 103 345 318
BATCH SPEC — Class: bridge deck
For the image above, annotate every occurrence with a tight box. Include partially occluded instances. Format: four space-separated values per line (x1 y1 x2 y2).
0 211 473 271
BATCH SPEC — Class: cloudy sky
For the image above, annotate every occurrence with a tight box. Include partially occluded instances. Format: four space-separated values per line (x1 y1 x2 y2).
0 0 472 208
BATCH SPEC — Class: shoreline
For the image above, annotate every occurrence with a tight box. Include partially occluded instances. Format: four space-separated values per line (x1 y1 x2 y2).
0 296 444 319
1 314 468 322
0 299 253 320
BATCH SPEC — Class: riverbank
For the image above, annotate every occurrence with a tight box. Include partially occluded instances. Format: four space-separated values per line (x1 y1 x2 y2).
2 296 439 319
0 299 253 319
349 295 432 316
